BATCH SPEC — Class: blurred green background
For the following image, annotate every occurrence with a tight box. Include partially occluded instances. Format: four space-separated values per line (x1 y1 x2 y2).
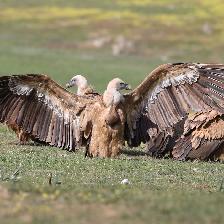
0 1 224 224
1 0 224 90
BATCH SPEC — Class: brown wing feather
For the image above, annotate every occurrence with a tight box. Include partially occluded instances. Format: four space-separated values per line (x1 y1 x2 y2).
173 111 224 160
0 74 91 150
125 63 224 160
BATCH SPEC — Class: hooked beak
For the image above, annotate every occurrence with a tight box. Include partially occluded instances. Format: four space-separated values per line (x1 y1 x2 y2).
123 83 132 90
66 80 75 88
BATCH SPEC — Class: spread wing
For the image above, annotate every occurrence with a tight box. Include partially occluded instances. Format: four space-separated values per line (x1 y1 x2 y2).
0 74 92 150
124 63 224 154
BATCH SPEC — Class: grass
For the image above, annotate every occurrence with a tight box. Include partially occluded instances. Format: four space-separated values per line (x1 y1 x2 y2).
1 126 224 224
0 0 224 223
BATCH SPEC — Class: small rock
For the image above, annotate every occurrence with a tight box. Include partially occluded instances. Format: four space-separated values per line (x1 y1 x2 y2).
121 179 130 185
192 168 199 172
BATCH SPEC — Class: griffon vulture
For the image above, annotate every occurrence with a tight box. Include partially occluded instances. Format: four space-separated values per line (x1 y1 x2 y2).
0 63 224 161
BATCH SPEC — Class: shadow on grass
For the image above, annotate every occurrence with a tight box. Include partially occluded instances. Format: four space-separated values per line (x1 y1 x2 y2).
9 141 47 147
121 149 148 157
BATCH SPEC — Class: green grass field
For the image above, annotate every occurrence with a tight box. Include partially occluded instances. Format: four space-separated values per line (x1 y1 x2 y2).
0 1 224 223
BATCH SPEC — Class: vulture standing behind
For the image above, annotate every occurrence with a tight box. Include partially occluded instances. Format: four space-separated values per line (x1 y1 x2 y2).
0 63 224 161
4 74 96 144
66 74 97 96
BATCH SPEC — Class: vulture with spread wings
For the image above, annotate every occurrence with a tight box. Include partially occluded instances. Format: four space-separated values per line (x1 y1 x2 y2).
4 74 97 145
0 63 224 161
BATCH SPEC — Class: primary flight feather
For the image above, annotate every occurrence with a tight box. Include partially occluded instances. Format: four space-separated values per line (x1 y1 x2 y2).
124 63 224 161
4 74 97 145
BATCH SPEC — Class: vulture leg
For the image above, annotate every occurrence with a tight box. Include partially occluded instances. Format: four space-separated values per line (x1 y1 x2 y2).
7 123 30 144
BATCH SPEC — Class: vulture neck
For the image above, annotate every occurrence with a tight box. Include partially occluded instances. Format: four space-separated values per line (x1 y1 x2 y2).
103 85 124 108
77 80 88 96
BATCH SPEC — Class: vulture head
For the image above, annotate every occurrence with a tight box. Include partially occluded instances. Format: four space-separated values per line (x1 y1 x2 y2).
107 78 131 91
103 78 131 107
66 75 88 95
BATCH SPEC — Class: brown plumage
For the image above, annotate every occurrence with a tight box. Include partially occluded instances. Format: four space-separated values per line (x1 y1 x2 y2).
0 74 93 150
0 74 127 157
172 110 224 161
124 63 224 161
81 78 130 157
6 123 29 144
5 74 98 145
1 63 224 161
